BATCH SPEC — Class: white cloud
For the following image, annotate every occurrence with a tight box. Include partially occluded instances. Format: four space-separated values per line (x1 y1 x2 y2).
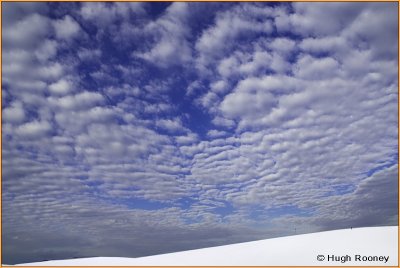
197 92 220 110
341 2 398 59
196 5 274 71
269 38 296 56
310 165 398 229
2 49 32 66
210 80 229 95
175 133 198 145
3 102 26 124
48 91 104 110
134 3 192 67
219 75 300 121
293 55 340 80
289 2 365 36
36 62 64 81
80 2 113 24
299 36 346 54
207 130 228 139
238 51 273 76
53 15 81 40
80 2 146 27
197 10 272 57
144 103 173 114
78 48 102 61
34 39 58 62
2 2 48 26
220 90 276 119
2 11 62 110
16 120 52 139
212 116 236 129
274 10 291 33
186 80 204 96
138 37 192 67
55 106 116 135
11 80 47 91
48 79 72 95
216 41 294 79
156 118 187 134
270 53 291 73
3 13 50 49
217 55 240 78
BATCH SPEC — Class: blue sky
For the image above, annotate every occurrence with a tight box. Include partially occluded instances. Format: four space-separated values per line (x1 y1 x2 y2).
2 2 398 264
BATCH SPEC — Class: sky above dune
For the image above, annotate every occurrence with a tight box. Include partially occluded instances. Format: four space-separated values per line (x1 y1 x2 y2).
2 2 398 265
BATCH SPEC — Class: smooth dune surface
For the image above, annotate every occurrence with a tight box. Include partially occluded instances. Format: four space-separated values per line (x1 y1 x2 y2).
12 226 398 266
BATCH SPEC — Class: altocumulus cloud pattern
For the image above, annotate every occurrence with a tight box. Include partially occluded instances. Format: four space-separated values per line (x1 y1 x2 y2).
2 2 398 265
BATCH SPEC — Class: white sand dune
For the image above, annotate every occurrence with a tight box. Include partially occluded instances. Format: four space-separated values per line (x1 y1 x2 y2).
13 226 398 266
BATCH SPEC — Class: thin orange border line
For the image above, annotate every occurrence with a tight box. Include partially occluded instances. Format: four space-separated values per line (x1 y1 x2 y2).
2 0 400 1
396 1 399 267
0 1 3 266
0 1 398 268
